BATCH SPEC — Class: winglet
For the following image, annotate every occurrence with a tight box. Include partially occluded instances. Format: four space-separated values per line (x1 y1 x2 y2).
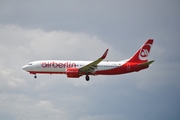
79 49 109 74
101 49 109 59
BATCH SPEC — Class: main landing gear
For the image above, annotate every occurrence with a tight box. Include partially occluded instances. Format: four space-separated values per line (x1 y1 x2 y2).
85 75 90 81
34 75 37 79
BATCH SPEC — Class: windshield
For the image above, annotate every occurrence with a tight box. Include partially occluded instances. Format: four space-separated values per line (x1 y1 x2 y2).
28 63 33 65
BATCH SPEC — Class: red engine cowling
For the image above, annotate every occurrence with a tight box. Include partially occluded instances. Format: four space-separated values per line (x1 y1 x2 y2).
66 68 80 78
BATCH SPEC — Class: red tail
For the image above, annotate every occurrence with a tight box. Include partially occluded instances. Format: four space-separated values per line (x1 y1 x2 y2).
128 39 154 63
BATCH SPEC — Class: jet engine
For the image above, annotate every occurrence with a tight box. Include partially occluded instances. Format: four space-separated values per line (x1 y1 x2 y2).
66 68 80 78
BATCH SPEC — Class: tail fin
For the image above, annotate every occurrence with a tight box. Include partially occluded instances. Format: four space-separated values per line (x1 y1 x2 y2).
128 39 154 63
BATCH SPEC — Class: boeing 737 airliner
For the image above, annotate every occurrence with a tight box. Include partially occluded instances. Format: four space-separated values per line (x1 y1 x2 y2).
22 39 154 81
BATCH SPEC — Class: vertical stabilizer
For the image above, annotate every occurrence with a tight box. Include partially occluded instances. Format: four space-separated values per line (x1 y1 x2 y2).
128 39 154 63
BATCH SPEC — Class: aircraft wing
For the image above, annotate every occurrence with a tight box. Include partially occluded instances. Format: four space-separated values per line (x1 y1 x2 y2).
79 49 109 74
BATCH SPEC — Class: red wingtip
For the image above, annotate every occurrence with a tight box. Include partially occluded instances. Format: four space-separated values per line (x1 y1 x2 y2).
101 49 109 59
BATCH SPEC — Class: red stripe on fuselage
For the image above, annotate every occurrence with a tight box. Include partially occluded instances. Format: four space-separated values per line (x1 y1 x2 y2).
29 71 66 75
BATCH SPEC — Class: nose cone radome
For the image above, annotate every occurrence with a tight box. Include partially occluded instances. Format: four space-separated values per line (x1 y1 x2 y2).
22 65 28 71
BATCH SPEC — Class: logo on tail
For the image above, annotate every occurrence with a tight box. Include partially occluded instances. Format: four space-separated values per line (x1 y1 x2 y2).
139 44 151 60
127 39 153 63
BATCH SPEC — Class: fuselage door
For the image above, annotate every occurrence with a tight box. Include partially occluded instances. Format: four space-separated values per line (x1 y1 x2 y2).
127 64 130 71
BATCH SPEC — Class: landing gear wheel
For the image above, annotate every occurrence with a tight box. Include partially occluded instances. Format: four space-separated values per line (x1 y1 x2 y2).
34 75 37 79
85 75 90 81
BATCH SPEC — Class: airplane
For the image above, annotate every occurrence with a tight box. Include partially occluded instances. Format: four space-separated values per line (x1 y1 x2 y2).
22 39 154 81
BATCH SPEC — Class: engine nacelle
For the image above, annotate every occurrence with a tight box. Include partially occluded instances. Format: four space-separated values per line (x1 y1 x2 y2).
66 68 80 78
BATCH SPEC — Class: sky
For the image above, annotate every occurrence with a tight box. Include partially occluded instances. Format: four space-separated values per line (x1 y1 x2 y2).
0 0 180 120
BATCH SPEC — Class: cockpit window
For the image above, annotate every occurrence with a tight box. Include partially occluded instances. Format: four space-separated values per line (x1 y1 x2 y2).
28 63 33 65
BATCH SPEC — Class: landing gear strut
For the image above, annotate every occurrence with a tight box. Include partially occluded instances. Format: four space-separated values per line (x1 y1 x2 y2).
85 75 90 81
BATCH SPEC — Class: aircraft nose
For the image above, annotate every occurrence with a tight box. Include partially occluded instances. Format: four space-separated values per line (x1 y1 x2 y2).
22 65 28 71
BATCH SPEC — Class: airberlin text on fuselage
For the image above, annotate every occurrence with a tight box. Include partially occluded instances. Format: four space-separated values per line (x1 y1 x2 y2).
41 61 76 68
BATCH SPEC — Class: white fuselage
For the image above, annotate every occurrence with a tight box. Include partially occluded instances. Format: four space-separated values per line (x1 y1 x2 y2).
22 60 128 73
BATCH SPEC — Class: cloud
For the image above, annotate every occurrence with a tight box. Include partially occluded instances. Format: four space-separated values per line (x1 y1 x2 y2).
0 24 123 119
1 1 180 118
0 24 120 60
0 23 180 120
0 24 120 84
0 93 69 120
2 21 180 120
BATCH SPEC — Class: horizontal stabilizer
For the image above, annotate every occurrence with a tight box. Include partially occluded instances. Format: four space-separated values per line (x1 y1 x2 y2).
137 60 155 66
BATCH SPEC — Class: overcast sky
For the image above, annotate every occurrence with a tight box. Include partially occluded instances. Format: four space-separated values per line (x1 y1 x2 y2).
0 0 180 120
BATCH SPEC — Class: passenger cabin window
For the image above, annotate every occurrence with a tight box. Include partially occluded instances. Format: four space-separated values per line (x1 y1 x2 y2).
28 63 33 65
